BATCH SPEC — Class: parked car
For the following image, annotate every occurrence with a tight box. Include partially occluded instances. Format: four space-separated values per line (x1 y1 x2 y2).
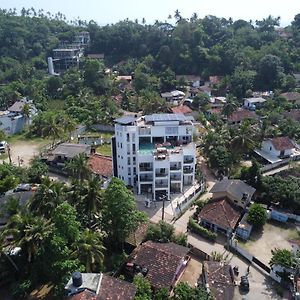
240 275 250 291
0 141 7 153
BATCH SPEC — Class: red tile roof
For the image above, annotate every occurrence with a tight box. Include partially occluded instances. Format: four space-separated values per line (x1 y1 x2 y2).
203 261 235 300
129 241 189 290
228 109 257 123
199 198 241 230
208 108 222 115
171 105 192 114
98 275 136 300
271 136 294 151
88 154 113 178
284 109 300 123
281 92 300 102
67 276 136 300
67 290 97 300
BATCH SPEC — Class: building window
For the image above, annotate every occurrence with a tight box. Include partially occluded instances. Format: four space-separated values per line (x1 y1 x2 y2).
133 167 136 175
127 133 130 142
121 156 123 159
165 127 178 135
128 157 130 164
270 147 272 151
132 144 136 153
133 157 136 165
120 143 123 148
128 168 131 175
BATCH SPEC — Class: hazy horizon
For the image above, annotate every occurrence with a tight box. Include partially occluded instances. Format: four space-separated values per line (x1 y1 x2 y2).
1 0 299 26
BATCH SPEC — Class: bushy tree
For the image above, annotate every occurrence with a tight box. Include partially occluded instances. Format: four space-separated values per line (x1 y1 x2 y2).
270 248 295 268
247 203 267 227
101 178 147 248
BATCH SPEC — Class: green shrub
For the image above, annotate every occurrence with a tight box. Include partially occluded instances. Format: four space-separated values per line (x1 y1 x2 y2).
188 218 217 241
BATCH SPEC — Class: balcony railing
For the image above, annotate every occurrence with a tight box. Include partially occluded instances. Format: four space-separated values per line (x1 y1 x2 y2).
170 176 181 181
184 159 194 164
183 168 193 174
170 165 181 170
140 167 153 172
140 177 153 182
139 128 151 135
155 173 168 177
155 183 168 188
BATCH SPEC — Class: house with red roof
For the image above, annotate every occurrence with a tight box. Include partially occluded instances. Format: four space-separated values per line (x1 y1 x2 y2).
227 108 258 126
198 197 242 237
255 136 300 163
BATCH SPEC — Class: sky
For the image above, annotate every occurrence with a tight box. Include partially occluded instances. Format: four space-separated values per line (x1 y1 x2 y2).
1 0 299 26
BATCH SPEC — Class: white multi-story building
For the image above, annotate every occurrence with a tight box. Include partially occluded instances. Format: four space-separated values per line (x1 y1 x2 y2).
112 114 196 201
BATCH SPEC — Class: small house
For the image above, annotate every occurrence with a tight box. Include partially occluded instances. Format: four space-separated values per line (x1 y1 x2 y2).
176 75 203 87
125 241 192 292
202 261 235 300
210 178 256 208
261 137 297 160
199 197 242 236
280 92 300 104
65 272 136 300
243 97 266 110
227 109 258 126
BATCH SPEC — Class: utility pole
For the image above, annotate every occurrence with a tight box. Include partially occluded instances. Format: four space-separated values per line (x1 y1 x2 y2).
161 194 166 221
7 145 12 164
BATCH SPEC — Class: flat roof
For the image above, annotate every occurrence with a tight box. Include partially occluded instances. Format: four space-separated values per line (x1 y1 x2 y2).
144 113 189 123
114 116 136 125
254 148 282 164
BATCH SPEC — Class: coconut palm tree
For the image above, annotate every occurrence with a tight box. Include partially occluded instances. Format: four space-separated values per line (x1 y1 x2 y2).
83 177 103 224
230 121 257 155
222 99 238 118
28 177 65 218
64 153 91 182
71 229 105 272
1 211 53 262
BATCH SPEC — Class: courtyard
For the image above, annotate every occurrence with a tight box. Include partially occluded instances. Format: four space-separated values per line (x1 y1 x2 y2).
239 221 297 265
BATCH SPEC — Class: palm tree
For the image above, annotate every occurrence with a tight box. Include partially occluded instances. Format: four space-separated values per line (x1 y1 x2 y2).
1 211 53 262
230 121 257 155
64 153 91 182
174 9 182 22
71 229 105 272
83 177 103 224
222 99 238 118
28 177 65 218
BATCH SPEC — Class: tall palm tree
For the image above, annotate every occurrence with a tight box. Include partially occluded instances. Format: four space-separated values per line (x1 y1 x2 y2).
83 177 103 224
71 229 105 273
28 177 65 218
64 153 91 182
230 121 257 155
222 100 238 118
1 211 53 262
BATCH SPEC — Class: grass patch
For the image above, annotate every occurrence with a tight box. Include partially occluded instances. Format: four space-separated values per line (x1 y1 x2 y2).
81 131 113 139
47 99 65 111
6 132 51 149
96 143 112 156
0 153 8 160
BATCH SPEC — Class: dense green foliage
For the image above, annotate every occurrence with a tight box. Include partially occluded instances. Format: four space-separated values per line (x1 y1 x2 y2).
146 221 188 246
247 204 267 227
188 218 217 241
0 171 146 298
270 248 295 268
260 175 300 213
